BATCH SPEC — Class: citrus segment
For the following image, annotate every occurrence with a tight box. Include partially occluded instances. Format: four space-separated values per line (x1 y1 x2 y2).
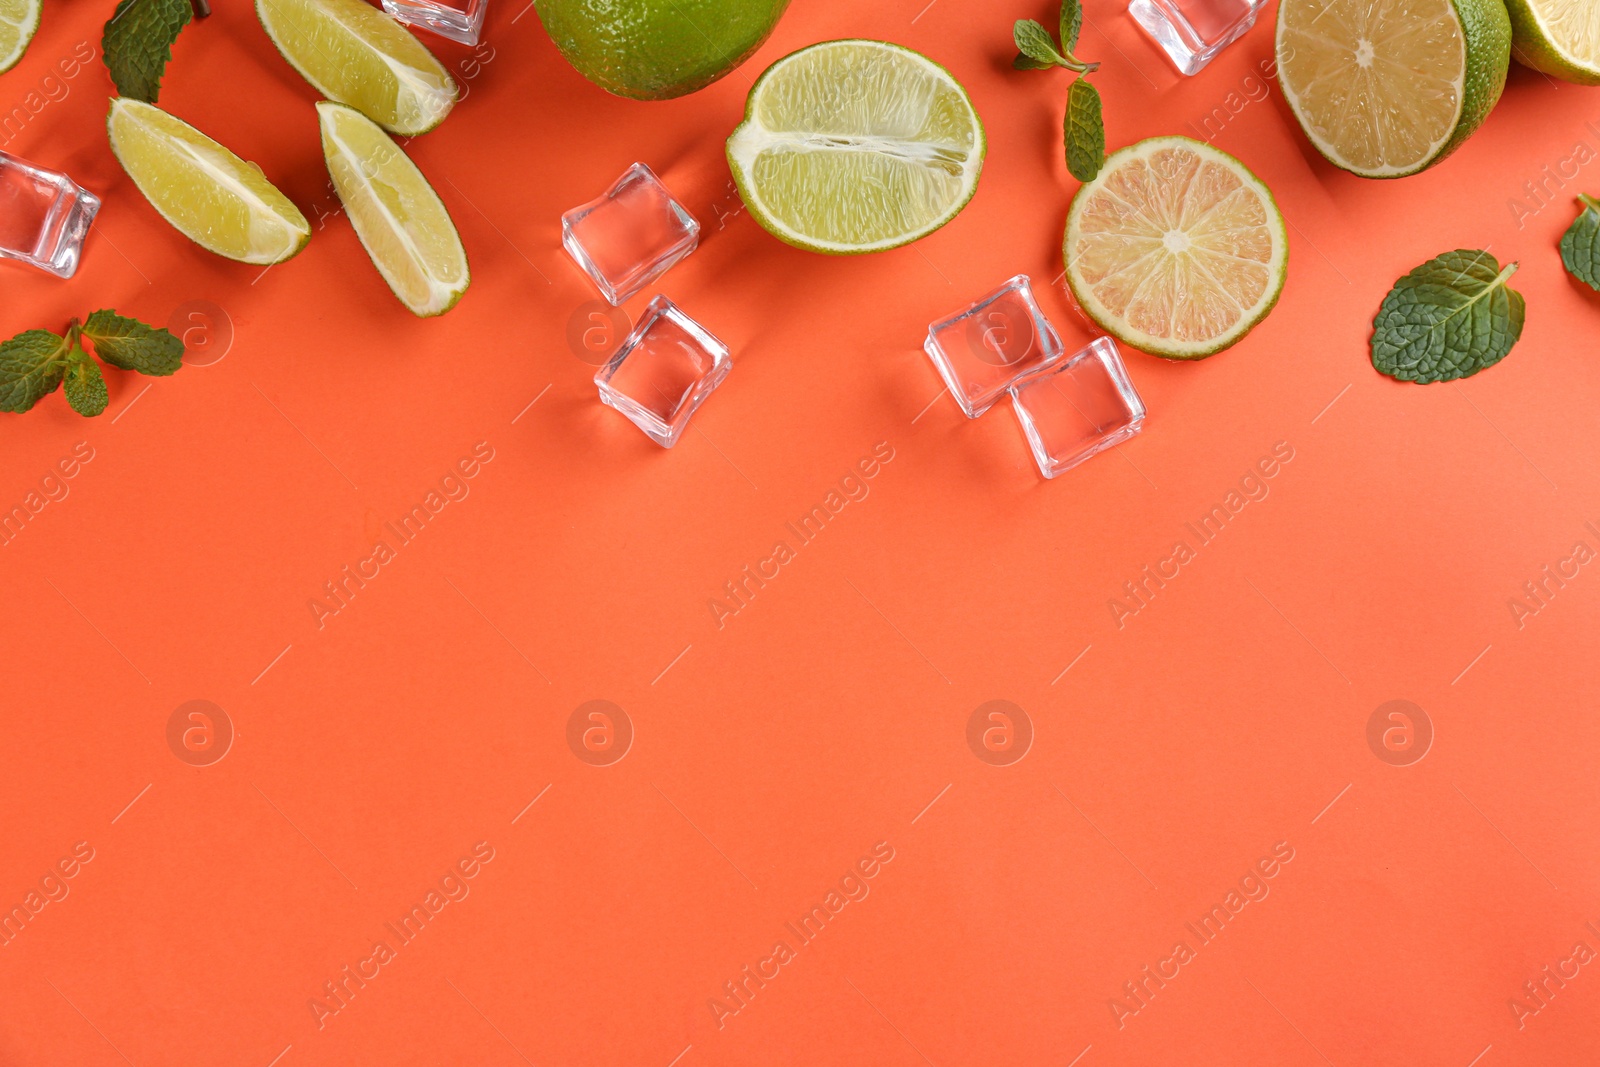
726 39 984 255
1064 137 1286 360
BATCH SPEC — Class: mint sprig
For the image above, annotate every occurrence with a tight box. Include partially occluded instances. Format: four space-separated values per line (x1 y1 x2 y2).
0 312 184 416
1559 194 1600 292
1012 1 1106 182
1370 249 1524 384
103 0 193 102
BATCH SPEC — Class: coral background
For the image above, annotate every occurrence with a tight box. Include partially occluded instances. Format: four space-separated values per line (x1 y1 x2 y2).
2 0 1598 1064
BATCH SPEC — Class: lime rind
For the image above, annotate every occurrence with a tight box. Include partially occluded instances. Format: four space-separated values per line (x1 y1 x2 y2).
726 39 985 255
106 98 311 265
318 101 469 317
1063 136 1287 361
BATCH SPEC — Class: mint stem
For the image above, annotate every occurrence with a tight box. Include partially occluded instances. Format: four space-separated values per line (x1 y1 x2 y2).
1580 193 1600 214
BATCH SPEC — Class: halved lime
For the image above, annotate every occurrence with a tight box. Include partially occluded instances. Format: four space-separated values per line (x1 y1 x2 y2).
1064 136 1287 360
107 98 311 264
1505 0 1600 84
1276 0 1510 178
319 102 468 317
257 0 457 136
726 39 985 254
0 0 40 73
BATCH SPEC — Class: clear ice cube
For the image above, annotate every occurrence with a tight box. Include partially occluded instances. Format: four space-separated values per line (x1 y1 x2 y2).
381 0 487 46
1009 337 1146 479
924 274 1067 419
1130 0 1266 75
594 295 730 448
0 151 100 279
562 163 699 307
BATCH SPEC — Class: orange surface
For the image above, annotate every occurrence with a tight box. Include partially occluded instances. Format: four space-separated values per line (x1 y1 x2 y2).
3 2 1600 1065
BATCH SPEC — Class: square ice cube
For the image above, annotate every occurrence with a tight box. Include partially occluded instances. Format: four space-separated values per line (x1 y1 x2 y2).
563 163 699 307
1130 0 1266 75
924 274 1067 419
1009 337 1146 479
595 295 730 448
381 0 487 46
0 151 100 279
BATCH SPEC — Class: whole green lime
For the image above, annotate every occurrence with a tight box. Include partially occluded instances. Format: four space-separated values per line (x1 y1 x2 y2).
534 0 791 100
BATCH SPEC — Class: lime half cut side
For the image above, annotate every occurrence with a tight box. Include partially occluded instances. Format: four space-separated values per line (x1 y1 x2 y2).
319 102 468 317
107 98 311 264
1064 136 1287 361
0 0 41 73
1276 0 1510 178
257 0 458 136
726 39 985 255
1505 0 1600 84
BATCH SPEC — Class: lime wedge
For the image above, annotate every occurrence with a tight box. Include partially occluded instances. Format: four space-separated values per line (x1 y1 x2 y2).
726 39 985 254
257 0 457 136
0 0 40 73
319 102 468 317
1064 136 1287 360
1506 0 1600 84
107 98 311 265
1276 0 1510 178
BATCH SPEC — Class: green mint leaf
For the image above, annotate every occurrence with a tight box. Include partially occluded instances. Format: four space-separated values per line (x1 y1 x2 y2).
1370 249 1524 384
1013 50 1056 70
1061 0 1084 52
103 0 193 102
63 345 109 418
82 309 184 376
0 330 70 413
1559 194 1600 292
1064 78 1105 182
1014 19 1066 67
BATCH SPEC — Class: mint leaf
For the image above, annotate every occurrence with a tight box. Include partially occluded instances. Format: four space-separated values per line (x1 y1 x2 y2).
1559 194 1600 292
1014 20 1066 67
82 309 184 375
1061 0 1084 52
1371 249 1524 384
1064 78 1104 182
1013 51 1055 70
103 0 193 102
63 345 109 417
0 330 70 413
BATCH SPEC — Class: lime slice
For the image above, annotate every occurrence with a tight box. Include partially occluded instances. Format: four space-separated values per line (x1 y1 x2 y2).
1276 0 1510 178
319 102 468 317
0 0 40 73
257 0 457 136
1064 136 1287 361
1506 0 1600 84
107 98 311 265
726 39 985 254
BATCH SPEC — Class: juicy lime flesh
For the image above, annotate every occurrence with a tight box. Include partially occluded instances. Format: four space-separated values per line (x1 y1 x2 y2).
0 0 39 71
728 41 983 253
1523 0 1600 68
108 100 309 264
258 0 456 135
320 104 467 316
1279 0 1465 175
1068 140 1284 355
